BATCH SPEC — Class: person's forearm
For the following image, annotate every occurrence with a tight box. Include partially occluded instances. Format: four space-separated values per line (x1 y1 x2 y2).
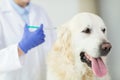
18 47 24 56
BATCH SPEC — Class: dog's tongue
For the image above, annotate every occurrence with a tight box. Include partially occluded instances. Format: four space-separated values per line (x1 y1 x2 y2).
91 57 107 77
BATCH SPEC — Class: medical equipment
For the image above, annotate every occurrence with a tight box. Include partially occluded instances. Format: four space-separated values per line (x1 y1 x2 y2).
27 26 39 28
27 26 57 30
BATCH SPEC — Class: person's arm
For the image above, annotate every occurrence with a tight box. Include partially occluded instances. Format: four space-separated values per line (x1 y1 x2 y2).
0 21 22 72
0 24 45 73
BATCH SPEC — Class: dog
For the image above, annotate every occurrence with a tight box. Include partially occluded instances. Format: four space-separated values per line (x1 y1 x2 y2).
47 12 112 80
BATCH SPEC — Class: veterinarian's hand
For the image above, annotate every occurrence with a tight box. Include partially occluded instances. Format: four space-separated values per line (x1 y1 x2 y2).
19 24 45 53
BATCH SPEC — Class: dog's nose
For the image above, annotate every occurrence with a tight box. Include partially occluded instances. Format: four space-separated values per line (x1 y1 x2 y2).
100 42 112 56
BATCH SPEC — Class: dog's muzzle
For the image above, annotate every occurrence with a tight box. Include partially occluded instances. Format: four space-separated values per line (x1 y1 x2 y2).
80 42 112 77
100 42 112 56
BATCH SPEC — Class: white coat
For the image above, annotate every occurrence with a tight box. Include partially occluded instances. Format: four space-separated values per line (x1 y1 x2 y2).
0 0 56 80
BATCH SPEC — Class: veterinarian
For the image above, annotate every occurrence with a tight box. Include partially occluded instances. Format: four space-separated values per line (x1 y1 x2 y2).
0 0 56 80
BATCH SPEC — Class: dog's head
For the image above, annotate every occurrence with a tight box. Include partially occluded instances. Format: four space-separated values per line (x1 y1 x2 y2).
56 13 112 78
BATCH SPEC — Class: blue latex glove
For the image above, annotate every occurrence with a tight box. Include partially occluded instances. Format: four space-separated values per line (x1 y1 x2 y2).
19 24 45 53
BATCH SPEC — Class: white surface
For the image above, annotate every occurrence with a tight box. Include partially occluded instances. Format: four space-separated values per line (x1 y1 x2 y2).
99 0 120 80
31 0 79 27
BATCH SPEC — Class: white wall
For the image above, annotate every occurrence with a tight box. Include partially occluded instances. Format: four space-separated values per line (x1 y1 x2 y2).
31 0 79 27
98 0 120 79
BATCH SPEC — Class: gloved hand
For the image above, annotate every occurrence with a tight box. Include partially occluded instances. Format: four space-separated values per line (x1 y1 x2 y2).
19 24 45 53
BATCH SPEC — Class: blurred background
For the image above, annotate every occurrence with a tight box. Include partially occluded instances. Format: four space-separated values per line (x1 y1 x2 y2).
32 0 119 79
0 0 120 79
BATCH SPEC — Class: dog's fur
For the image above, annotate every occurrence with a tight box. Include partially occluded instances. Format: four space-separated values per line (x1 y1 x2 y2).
47 13 111 80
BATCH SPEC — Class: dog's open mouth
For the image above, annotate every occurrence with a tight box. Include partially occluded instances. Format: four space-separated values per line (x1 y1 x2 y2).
80 52 107 77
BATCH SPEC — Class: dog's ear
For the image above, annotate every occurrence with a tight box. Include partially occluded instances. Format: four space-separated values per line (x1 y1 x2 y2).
53 25 75 64
54 25 71 52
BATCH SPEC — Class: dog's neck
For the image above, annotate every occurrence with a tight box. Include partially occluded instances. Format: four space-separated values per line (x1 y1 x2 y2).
81 67 94 80
73 63 94 80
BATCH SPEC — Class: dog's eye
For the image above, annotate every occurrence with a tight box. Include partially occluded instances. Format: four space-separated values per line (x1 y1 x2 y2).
82 28 91 34
102 28 106 33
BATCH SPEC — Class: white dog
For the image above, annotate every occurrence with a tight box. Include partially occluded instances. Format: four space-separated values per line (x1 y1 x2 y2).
47 12 112 80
